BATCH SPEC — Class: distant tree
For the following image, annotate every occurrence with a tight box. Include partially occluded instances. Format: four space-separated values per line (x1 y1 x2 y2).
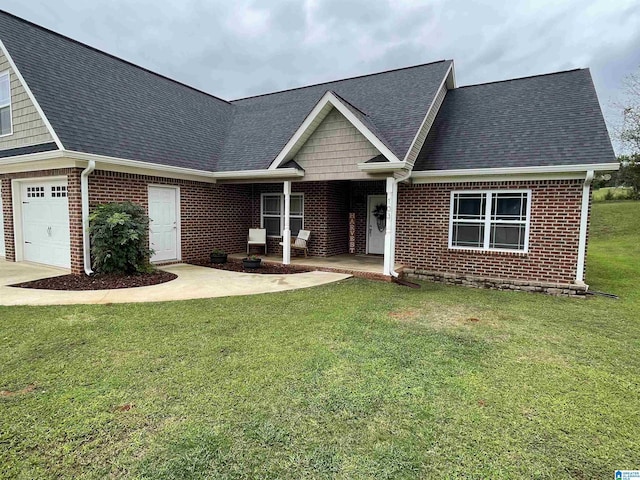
617 68 640 198
617 154 640 199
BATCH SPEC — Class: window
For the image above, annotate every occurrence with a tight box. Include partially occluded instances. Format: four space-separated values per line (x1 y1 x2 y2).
26 186 45 198
51 185 67 198
261 193 304 237
449 190 530 252
0 71 11 136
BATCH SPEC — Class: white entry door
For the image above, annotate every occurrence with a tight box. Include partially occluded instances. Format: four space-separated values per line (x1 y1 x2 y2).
149 186 179 262
367 195 386 255
21 180 70 268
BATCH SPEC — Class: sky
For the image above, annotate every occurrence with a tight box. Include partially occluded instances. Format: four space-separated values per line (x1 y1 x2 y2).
3 0 639 151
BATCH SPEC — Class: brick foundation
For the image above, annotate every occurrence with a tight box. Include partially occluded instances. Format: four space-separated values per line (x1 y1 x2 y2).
403 269 588 297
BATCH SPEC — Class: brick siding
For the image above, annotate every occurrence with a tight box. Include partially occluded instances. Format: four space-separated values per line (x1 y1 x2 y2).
249 181 373 257
89 171 252 264
396 179 586 284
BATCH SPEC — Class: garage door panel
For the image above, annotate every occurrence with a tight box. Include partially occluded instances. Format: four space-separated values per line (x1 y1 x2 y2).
21 180 70 269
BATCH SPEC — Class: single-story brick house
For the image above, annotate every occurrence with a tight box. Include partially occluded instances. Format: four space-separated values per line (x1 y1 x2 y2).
0 10 617 294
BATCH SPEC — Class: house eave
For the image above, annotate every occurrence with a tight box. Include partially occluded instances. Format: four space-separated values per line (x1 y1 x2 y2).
213 168 305 180
410 162 620 183
357 161 407 172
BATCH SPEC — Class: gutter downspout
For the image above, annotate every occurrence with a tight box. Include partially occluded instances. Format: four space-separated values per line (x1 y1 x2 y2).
81 160 96 275
576 170 594 285
390 170 412 278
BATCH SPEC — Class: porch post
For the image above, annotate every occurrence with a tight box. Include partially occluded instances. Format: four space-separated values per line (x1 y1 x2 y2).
283 180 291 265
383 176 396 276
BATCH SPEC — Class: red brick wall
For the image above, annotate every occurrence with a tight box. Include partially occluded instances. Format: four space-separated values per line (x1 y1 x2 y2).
89 171 252 263
0 168 84 273
396 179 585 284
249 181 352 257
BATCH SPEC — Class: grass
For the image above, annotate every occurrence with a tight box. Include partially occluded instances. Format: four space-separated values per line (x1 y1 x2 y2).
1 202 639 479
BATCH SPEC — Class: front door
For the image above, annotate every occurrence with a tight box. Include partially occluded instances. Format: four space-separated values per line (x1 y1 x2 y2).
367 195 386 255
149 186 179 262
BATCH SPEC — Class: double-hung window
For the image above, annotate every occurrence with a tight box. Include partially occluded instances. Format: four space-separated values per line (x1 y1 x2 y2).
261 193 304 237
0 71 11 137
449 190 531 252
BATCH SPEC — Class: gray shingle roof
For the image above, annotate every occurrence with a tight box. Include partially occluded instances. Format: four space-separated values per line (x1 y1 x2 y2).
0 10 615 175
0 10 234 171
414 69 616 171
218 61 451 171
0 10 451 173
0 142 57 158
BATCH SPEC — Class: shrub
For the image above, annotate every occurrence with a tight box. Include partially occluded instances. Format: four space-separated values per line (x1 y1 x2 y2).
604 189 615 201
89 202 154 274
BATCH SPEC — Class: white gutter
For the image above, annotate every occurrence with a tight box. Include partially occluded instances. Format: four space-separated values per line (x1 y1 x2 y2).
214 168 304 179
411 162 619 179
576 170 594 285
358 161 406 172
81 160 96 275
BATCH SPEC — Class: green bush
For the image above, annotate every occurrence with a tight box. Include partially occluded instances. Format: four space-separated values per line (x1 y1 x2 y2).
89 202 154 274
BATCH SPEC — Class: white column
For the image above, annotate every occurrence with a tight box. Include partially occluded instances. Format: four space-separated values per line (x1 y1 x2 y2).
282 180 291 265
383 176 395 276
576 171 594 284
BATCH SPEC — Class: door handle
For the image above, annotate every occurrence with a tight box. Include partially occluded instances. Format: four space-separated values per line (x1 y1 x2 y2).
47 226 52 237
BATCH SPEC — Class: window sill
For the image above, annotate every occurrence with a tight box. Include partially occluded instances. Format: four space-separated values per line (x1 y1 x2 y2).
448 246 528 256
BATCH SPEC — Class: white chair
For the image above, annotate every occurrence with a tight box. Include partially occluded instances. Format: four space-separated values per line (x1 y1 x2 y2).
280 229 311 257
247 228 267 255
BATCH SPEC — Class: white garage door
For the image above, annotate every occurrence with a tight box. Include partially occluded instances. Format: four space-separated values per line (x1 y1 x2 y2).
21 180 70 268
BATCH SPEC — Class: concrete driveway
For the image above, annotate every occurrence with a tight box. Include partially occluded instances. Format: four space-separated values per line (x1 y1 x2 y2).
0 260 351 306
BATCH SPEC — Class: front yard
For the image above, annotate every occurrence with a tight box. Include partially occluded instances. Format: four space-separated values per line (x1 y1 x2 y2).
1 201 638 479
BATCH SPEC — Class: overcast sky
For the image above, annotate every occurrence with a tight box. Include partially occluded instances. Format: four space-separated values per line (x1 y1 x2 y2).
3 0 639 151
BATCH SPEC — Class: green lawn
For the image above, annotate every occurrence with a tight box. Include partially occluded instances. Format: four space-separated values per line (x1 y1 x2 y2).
1 202 639 479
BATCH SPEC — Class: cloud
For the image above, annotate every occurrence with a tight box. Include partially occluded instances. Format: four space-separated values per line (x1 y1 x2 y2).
2 0 639 150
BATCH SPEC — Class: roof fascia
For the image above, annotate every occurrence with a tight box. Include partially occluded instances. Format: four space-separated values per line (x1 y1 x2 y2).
358 161 407 172
402 62 454 167
0 38 64 150
0 149 304 182
410 162 620 183
268 91 401 170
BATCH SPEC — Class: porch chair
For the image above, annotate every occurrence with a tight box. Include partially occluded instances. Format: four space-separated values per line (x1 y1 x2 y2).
280 229 311 257
247 228 267 255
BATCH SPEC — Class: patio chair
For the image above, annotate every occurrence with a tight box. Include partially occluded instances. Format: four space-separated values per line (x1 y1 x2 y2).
280 229 311 257
247 228 267 255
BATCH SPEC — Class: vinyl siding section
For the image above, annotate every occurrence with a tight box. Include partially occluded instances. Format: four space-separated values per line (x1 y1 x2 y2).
293 107 381 181
404 84 447 168
0 48 54 151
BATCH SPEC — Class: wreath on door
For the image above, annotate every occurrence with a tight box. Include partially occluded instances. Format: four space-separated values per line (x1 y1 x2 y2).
372 203 387 232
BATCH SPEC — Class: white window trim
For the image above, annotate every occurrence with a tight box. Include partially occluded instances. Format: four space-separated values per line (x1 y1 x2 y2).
260 192 304 238
448 189 532 253
0 70 13 138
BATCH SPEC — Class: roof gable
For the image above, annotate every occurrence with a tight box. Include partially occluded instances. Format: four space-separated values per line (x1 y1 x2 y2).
291 106 382 181
220 61 453 172
268 91 398 170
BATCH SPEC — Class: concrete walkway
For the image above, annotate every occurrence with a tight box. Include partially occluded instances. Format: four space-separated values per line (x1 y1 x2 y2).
0 260 352 306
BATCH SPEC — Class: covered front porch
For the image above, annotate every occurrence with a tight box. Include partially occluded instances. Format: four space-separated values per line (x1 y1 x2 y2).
230 176 403 278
